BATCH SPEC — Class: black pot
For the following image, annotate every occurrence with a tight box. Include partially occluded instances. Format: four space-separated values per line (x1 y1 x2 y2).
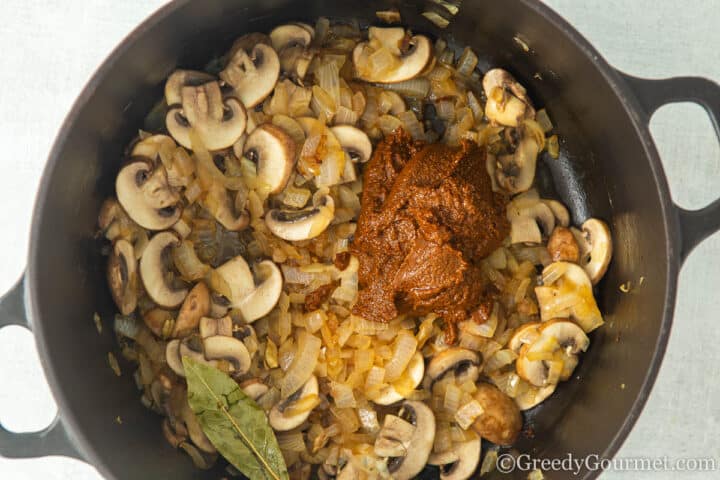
1 1 719 479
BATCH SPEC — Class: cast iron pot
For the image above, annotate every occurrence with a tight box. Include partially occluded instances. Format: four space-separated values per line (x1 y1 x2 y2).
1 0 719 478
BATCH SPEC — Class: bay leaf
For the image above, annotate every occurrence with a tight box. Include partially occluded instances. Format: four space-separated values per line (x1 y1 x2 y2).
183 357 289 480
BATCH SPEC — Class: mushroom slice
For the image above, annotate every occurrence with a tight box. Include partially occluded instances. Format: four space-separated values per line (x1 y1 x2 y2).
330 125 373 164
534 262 603 332
494 124 541 194
140 232 188 308
278 46 315 81
215 256 283 323
270 24 313 51
470 383 522 446
243 124 297 194
199 316 233 338
166 339 185 376
506 196 555 244
544 199 570 227
539 319 590 355
353 28 433 83
220 43 280 109
228 32 271 58
203 336 252 374
240 378 269 401
439 436 481 480
166 81 247 150
181 400 216 454
374 352 425 405
515 383 556 411
107 239 138 315
203 182 249 231
507 322 541 354
143 308 173 337
116 159 182 230
265 194 335 241
131 134 177 160
269 375 319 431
381 400 436 480
482 68 535 127
173 282 211 338
572 218 613 285
426 348 480 386
164 69 216 106
547 226 580 263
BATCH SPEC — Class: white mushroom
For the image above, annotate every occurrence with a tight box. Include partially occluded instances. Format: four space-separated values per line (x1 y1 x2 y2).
426 348 480 386
375 400 435 480
115 159 182 230
265 194 335 241
165 339 184 376
506 196 555 244
544 199 570 227
507 322 541 354
214 256 283 323
166 81 247 150
203 335 252 374
534 262 604 333
181 400 216 454
492 123 542 194
270 24 313 51
173 282 211 338
140 232 188 308
239 378 269 401
107 239 138 315
199 316 233 339
571 218 613 285
269 375 319 431
221 43 280 109
203 182 249 231
482 68 535 127
243 123 297 194
164 70 216 106
439 436 481 480
130 134 177 160
374 352 425 405
514 382 556 411
278 46 315 81
470 383 522 446
353 27 433 83
330 125 373 164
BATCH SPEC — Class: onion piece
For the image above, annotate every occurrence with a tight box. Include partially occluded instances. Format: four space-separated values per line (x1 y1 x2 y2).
279 331 322 398
383 332 417 382
381 77 431 98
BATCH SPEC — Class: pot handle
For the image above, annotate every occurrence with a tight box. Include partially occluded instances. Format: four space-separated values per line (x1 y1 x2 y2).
0 274 84 460
618 72 720 261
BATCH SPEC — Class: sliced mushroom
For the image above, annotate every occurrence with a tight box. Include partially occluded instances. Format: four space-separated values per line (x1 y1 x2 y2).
278 46 315 81
240 378 269 401
227 32 271 58
374 352 425 405
547 226 580 262
482 68 535 127
220 43 280 109
243 123 297 194
215 256 284 323
270 24 313 51
181 400 216 454
204 182 249 231
107 239 138 315
131 134 177 160
166 81 247 150
203 335 252 374
544 199 570 227
439 436 481 480
162 418 188 448
470 383 522 446
140 232 188 308
269 375 319 431
173 282 211 338
571 218 613 285
379 400 435 480
116 159 181 230
353 28 433 83
534 262 604 332
210 293 231 319
165 339 185 376
493 124 541 194
515 383 556 411
426 348 480 386
516 319 589 387
506 196 555 244
199 316 233 338
265 194 335 241
330 125 373 164
179 336 215 370
164 70 216 106
507 322 541 354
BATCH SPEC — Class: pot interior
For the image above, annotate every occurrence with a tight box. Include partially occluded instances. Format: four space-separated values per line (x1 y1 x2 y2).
29 0 673 478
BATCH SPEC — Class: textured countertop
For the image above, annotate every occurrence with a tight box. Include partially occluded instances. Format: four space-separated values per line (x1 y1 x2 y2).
0 1 718 478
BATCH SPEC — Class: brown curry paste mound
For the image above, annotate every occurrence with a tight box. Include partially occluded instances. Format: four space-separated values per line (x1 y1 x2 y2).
351 129 510 341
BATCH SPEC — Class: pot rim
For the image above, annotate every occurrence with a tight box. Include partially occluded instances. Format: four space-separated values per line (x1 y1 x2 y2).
26 1 679 478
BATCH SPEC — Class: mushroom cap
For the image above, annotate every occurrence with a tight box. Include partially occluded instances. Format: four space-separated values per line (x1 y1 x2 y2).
116 159 182 230
240 378 269 401
386 400 436 480
515 383 556 411
165 339 185 376
204 183 250 231
227 32 271 58
203 335 252 374
426 348 480 386
575 218 612 285
439 436 481 480
507 197 555 244
243 123 297 194
165 69 216 106
374 352 425 405
200 316 233 338
482 68 535 127
507 321 541 354
270 24 313 51
265 194 335 241
130 134 177 160
235 260 284 323
496 133 540 194
353 31 433 83
166 81 247 150
330 125 373 164
538 318 590 355
471 383 522 446
544 199 570 227
214 255 255 303
173 282 211 338
220 43 280 108
269 375 319 431
140 232 188 308
107 239 138 315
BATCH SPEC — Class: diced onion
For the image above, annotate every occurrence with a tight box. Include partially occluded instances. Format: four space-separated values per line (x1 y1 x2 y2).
279 331 322 398
456 46 479 76
382 78 431 98
331 382 357 408
383 333 417 382
455 400 484 430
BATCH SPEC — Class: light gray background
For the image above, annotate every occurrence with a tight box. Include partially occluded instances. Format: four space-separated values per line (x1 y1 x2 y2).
0 1 718 478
